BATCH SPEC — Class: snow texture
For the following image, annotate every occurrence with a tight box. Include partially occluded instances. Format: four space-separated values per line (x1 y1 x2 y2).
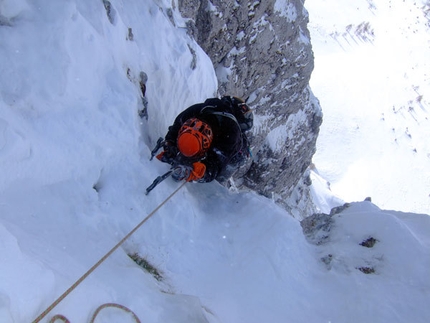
0 0 429 322
308 0 430 214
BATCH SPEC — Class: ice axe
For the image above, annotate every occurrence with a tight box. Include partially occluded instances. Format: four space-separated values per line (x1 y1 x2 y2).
149 137 164 161
146 137 173 195
145 169 173 195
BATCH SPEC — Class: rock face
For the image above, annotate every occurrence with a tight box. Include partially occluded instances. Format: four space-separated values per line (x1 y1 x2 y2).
177 0 322 208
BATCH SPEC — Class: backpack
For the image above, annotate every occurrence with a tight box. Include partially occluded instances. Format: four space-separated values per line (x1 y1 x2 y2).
220 96 254 132
200 97 253 163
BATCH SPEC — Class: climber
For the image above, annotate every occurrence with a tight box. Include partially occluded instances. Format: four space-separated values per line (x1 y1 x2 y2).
156 96 253 183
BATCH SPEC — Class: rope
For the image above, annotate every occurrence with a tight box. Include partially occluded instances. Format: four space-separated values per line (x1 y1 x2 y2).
89 303 141 323
49 314 70 323
48 303 141 323
33 182 186 323
49 303 142 323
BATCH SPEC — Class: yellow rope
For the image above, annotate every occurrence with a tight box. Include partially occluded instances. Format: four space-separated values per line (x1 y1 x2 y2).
33 182 186 323
48 303 142 323
89 303 141 323
49 314 70 323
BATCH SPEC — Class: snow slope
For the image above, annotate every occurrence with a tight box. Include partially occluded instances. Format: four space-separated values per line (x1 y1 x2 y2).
307 0 430 214
0 0 429 322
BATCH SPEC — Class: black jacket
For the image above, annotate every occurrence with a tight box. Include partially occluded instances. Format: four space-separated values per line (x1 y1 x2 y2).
164 98 245 182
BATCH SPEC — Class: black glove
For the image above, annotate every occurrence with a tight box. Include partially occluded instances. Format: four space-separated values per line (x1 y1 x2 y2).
163 141 178 158
171 165 192 182
156 141 178 164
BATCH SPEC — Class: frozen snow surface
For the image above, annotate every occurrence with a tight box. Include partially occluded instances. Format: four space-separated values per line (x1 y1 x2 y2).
0 0 429 322
308 0 430 214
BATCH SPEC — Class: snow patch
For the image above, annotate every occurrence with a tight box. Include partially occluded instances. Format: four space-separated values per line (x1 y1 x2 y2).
0 0 30 21
274 0 297 21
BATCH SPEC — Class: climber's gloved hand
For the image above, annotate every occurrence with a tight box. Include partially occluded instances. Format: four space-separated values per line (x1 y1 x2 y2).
171 162 206 182
156 141 177 164
187 162 206 182
163 141 177 158
172 164 192 182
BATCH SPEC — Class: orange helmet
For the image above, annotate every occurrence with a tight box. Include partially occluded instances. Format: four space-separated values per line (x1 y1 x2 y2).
177 118 213 157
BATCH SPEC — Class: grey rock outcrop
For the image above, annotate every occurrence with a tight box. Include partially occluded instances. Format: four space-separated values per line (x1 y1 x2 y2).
178 0 322 209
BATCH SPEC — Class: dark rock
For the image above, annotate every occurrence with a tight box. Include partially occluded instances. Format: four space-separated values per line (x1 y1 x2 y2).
301 213 333 245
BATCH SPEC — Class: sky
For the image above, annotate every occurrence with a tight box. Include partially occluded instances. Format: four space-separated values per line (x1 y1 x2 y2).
308 0 430 214
0 0 429 322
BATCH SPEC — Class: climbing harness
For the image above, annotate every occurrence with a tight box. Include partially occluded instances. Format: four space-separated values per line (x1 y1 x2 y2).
33 182 186 323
